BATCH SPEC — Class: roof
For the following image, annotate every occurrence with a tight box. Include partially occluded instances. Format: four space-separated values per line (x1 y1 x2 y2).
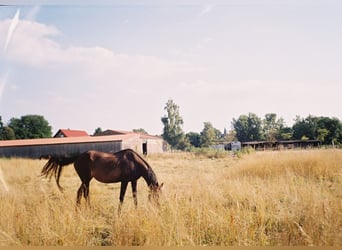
95 129 163 140
54 129 89 138
95 129 130 136
241 140 321 145
0 132 164 148
0 134 140 147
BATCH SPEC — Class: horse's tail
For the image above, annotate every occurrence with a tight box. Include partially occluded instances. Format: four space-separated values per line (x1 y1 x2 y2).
40 154 79 191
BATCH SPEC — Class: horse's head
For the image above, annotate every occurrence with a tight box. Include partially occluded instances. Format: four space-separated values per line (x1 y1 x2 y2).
148 182 164 204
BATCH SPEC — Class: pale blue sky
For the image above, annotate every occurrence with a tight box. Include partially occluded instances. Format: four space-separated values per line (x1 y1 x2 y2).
0 1 341 135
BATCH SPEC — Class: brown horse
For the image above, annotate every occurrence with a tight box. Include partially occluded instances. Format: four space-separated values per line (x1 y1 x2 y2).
40 149 163 210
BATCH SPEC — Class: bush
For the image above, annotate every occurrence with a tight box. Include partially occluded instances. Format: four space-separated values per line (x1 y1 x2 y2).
190 147 228 159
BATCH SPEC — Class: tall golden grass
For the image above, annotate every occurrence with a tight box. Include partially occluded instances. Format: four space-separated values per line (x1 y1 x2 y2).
0 149 341 246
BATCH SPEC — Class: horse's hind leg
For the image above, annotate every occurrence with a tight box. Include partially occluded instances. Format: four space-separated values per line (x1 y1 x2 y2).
74 157 92 207
76 183 84 206
131 180 138 208
76 183 90 207
83 182 90 207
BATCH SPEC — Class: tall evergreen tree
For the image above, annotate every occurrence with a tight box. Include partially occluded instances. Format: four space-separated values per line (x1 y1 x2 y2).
161 99 185 149
200 122 218 147
262 113 285 142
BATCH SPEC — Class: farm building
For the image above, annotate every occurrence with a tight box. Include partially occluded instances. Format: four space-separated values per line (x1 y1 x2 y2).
0 131 166 159
241 140 321 150
224 141 242 151
94 129 167 155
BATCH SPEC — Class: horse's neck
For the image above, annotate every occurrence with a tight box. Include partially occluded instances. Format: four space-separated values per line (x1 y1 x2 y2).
132 151 157 186
141 167 156 186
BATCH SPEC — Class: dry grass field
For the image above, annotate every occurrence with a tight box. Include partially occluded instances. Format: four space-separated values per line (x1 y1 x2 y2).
0 149 341 246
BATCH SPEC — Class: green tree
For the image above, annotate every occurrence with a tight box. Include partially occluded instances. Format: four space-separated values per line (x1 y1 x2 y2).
317 128 329 143
93 127 103 136
292 115 342 145
223 129 237 142
315 116 342 145
186 132 201 148
232 113 263 142
262 113 285 142
0 126 15 140
8 115 52 139
277 126 293 140
176 136 191 151
292 115 317 140
214 127 223 141
161 99 185 149
200 122 217 147
0 116 15 140
132 128 148 135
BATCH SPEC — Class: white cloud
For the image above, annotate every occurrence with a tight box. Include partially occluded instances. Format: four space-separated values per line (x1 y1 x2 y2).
1 19 61 66
1 19 199 81
0 17 207 134
0 20 204 93
198 4 215 17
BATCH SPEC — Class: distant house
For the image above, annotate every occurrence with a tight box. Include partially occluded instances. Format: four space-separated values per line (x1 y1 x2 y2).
54 129 89 138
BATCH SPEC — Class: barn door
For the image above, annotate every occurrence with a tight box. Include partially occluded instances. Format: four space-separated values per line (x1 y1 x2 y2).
142 143 147 155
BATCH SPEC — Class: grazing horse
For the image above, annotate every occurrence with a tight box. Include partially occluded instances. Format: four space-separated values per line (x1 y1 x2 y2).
40 149 163 211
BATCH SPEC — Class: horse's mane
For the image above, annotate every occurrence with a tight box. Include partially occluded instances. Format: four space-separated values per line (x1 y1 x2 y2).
124 149 158 186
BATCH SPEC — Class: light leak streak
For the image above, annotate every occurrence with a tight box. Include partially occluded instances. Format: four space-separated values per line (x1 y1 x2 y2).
0 9 20 192
0 167 9 192
4 8 20 52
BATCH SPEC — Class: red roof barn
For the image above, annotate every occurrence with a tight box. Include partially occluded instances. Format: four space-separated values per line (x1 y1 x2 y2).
53 129 89 138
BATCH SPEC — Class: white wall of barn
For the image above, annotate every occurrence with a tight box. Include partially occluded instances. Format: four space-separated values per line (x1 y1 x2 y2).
121 137 165 154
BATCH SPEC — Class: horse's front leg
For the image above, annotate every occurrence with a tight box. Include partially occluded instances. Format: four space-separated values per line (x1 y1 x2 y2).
118 181 128 213
131 180 138 208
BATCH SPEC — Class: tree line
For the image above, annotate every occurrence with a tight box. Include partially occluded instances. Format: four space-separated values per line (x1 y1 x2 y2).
161 99 342 150
1 100 342 150
0 115 52 140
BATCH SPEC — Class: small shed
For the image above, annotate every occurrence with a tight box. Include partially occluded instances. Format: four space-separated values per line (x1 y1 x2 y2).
224 141 241 151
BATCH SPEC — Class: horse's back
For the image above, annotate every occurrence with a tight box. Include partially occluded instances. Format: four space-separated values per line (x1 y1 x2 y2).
87 150 115 161
73 150 114 171
77 150 125 183
75 149 137 165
